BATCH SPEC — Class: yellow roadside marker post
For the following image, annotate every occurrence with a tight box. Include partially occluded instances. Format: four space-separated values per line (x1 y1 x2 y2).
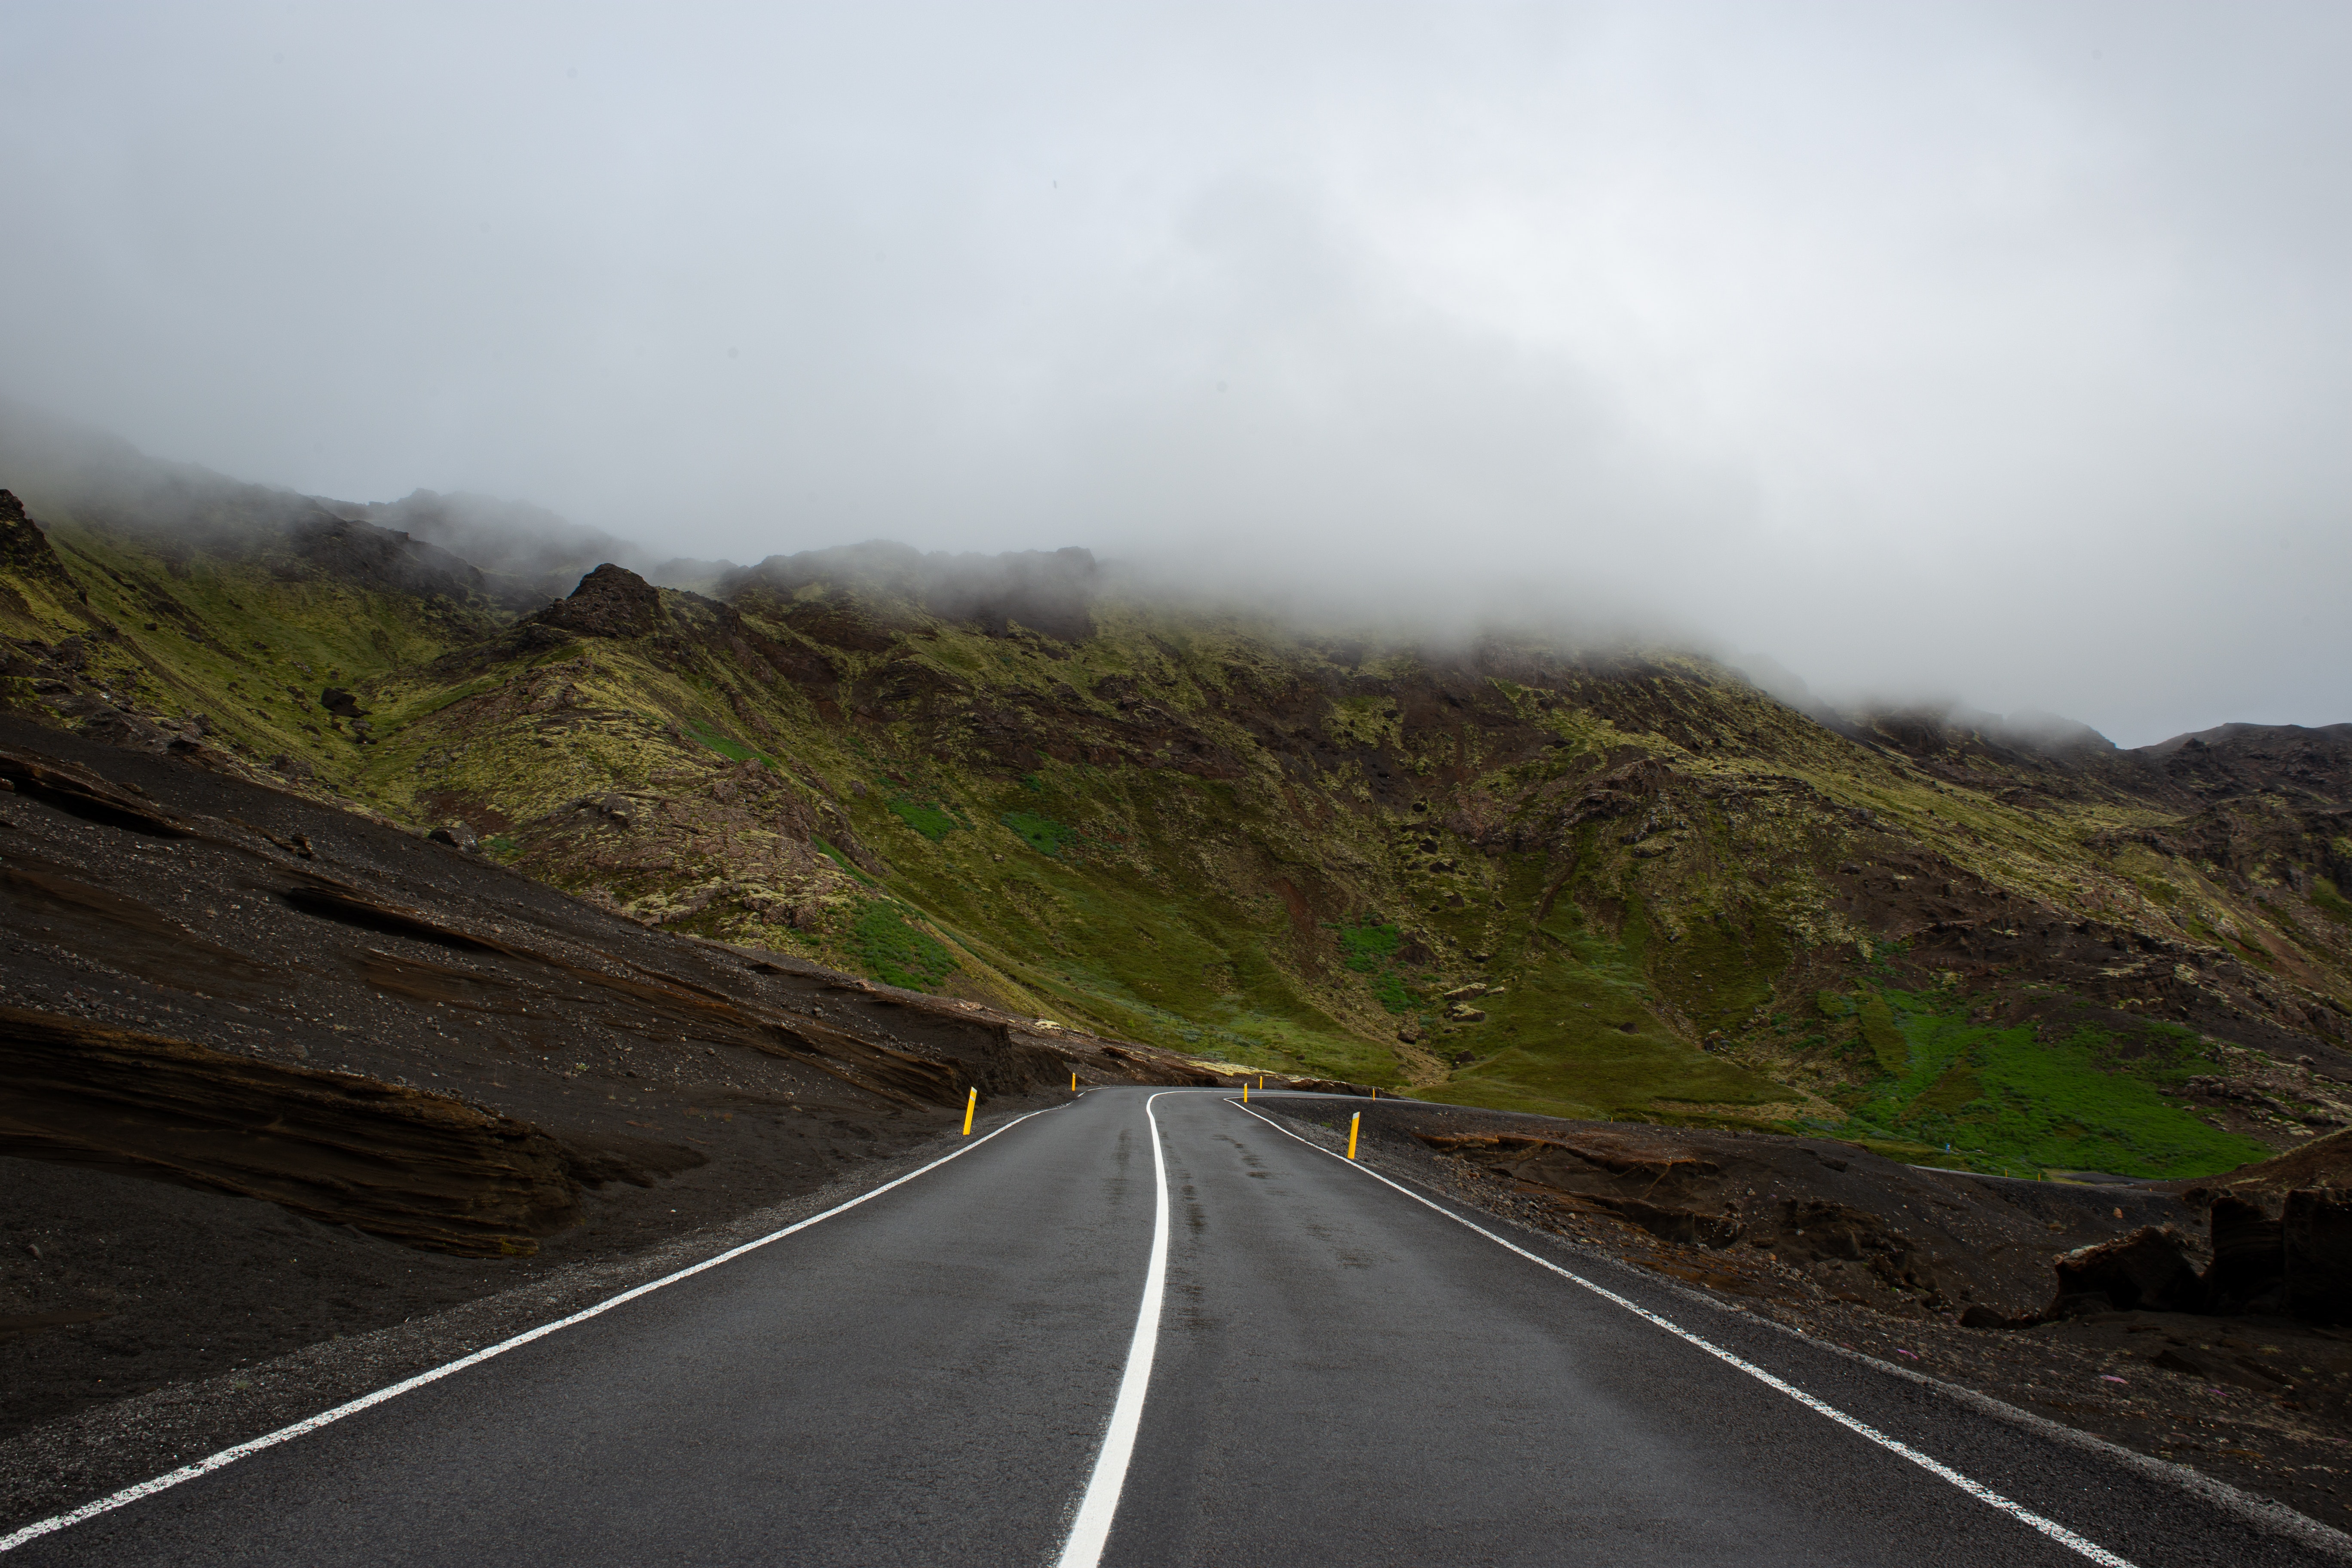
962 1087 977 1135
1070 1072 1078 1092
1347 1112 1361 1161
1242 1081 1249 1104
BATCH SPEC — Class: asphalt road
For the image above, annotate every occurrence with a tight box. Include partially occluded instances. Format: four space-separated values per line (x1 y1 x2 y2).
5 1089 2338 1566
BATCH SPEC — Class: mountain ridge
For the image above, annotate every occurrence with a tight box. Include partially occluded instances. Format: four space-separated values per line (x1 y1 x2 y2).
4 426 2348 1183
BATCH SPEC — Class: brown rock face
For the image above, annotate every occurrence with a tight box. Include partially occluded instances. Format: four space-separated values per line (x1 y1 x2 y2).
0 750 193 838
536 562 663 639
2205 1193 2287 1306
0 1007 582 1256
0 488 80 598
2284 1189 2352 1324
2049 1226 2208 1316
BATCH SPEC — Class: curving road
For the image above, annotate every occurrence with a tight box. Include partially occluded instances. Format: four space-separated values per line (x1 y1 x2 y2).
3 1090 2334 1566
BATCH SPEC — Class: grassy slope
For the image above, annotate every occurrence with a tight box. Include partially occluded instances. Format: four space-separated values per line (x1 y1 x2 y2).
6 520 2345 1181
3 514 499 795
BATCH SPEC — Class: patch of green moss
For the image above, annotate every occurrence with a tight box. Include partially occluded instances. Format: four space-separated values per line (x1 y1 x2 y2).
1856 989 1907 1073
1335 918 1401 972
1909 1062 1983 1116
1421 900 1781 1120
1657 913 1787 1035
1838 989 2269 1179
2226 935 2277 970
848 901 958 989
1002 810 1080 858
888 798 965 841
685 718 772 765
2313 878 2352 927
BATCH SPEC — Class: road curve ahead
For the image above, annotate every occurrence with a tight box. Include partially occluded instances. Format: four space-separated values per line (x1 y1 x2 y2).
6 1088 2337 1566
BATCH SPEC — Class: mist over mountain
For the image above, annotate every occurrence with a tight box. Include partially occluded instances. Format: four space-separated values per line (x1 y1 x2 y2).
8 399 2342 768
5 6 2349 746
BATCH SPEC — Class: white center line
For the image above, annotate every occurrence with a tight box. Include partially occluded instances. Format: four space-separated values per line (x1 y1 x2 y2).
0 1106 1064 1556
1231 1098 2137 1568
1054 1089 1175 1568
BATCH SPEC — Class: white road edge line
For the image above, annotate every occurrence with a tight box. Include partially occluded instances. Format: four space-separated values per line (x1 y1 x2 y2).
0 1106 1065 1556
1230 1099 2137 1568
1053 1089 1175 1568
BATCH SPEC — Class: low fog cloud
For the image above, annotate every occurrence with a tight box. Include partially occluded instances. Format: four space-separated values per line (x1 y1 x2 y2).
2 2 2346 744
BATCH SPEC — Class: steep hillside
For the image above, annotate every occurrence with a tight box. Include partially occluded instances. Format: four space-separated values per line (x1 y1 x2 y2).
5 445 2349 1184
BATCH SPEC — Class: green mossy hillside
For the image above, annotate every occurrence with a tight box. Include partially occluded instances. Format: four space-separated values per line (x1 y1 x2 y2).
1825 986 2274 1180
5 490 2347 1186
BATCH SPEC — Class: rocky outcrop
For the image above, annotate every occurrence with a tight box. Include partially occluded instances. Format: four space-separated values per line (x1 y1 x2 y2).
2048 1227 2209 1316
0 1007 584 1256
0 489 79 601
2038 1171 2352 1324
2285 1189 2352 1324
0 749 193 838
534 562 664 639
286 514 491 605
2205 1194 2287 1306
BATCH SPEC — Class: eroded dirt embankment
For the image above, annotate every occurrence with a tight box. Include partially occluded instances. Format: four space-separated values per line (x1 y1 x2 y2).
2 1009 587 1255
0 717 1217 1448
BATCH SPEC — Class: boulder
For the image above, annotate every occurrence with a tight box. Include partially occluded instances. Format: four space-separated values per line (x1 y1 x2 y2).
2202 1194 2285 1308
2048 1226 2208 1316
427 823 480 853
2285 1189 2352 1324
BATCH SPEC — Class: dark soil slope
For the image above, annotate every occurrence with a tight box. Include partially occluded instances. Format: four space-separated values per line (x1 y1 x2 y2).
0 717 1212 1441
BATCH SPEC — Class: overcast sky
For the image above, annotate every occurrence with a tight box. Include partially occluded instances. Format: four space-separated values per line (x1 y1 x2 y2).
3 3 2346 745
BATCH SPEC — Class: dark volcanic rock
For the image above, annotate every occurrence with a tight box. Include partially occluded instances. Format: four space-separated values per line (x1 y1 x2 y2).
2285 1188 2352 1324
2049 1226 2208 1316
0 1008 582 1256
536 562 663 639
2204 1193 2287 1308
0 705 1239 1453
0 750 192 838
286 514 490 603
0 490 79 600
